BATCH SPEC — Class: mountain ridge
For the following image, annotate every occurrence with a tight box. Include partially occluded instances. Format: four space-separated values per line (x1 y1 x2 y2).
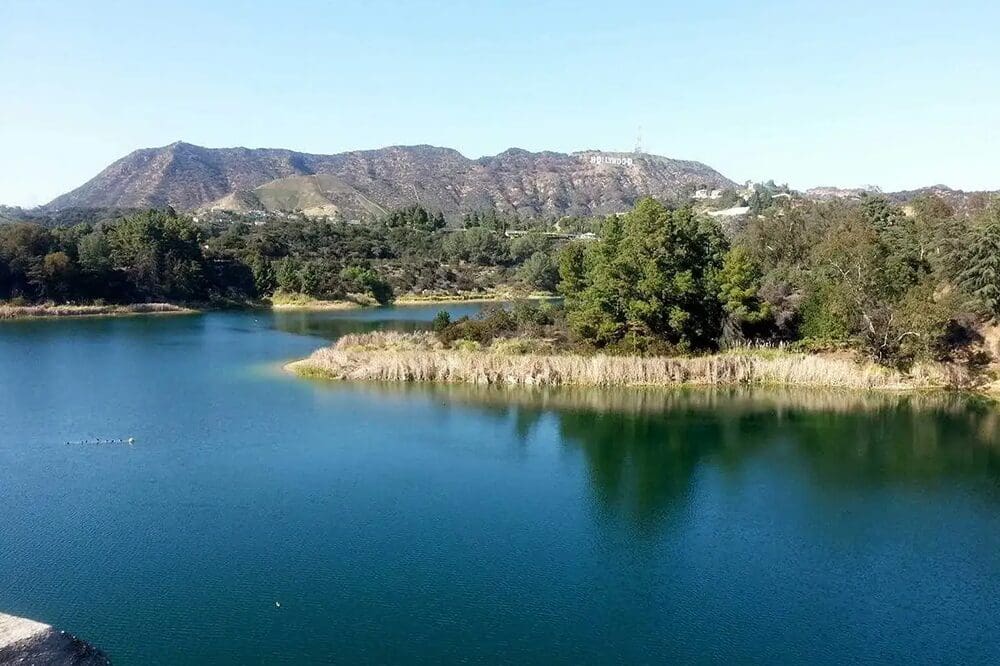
44 142 737 219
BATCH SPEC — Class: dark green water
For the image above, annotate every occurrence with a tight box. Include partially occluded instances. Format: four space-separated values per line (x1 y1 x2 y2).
2 306 999 664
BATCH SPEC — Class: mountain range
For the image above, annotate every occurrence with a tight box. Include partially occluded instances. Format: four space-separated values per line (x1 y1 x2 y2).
43 142 736 219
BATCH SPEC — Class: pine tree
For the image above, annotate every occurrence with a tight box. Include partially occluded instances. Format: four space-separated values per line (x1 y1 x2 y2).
956 207 1000 317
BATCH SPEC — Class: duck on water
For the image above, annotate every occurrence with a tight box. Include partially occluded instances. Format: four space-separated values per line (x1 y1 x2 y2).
65 437 135 446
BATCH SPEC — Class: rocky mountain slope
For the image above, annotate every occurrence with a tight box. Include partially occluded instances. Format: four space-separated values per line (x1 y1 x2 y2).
45 142 736 219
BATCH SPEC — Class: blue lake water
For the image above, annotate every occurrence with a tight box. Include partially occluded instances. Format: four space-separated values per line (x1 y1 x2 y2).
1 305 999 664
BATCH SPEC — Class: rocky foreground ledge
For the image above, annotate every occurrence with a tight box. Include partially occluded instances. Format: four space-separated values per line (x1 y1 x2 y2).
0 612 109 665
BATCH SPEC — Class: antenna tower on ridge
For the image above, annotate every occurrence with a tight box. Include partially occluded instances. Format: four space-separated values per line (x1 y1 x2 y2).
634 125 644 154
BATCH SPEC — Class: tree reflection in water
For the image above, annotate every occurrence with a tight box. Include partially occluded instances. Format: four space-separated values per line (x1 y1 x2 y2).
309 381 1000 532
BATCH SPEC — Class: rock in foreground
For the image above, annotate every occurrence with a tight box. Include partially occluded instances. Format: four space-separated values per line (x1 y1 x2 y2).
0 613 110 665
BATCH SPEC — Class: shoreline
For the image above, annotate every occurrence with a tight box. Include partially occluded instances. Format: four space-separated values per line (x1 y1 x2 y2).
284 356 941 392
269 300 363 311
265 290 371 311
284 332 985 393
284 375 995 415
0 302 196 321
0 292 551 321
393 292 554 305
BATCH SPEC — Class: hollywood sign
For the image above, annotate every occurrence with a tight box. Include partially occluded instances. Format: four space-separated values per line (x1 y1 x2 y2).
589 155 633 166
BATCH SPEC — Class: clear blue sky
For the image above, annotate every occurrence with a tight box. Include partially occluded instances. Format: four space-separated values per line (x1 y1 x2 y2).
1 0 998 206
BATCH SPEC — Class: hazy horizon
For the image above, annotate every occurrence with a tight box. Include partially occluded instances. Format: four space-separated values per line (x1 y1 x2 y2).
2 0 998 206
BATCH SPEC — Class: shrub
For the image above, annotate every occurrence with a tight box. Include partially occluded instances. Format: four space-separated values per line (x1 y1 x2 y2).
517 252 559 291
432 309 451 332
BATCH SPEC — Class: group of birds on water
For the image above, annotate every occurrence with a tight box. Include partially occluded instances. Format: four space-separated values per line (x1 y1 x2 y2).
66 437 135 446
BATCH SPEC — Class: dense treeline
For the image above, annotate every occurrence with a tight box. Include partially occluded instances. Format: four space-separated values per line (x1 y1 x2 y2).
431 194 1000 369
555 195 999 366
5 193 999 369
0 205 564 307
0 210 223 304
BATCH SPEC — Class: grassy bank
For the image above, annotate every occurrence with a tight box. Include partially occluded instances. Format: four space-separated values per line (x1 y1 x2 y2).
288 332 974 391
266 291 367 310
0 302 194 320
393 290 554 305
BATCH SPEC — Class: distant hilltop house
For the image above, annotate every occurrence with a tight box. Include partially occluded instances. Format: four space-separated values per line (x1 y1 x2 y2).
693 188 723 200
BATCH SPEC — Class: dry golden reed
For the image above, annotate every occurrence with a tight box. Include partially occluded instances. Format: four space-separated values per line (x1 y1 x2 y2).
289 332 956 390
0 302 188 320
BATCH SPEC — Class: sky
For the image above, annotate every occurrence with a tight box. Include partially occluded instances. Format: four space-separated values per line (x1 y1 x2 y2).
1 0 998 206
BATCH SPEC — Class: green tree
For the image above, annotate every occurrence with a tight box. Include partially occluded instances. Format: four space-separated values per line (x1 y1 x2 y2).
381 204 445 232
517 251 558 292
909 194 954 271
804 206 930 362
564 198 727 351
510 233 552 262
106 210 206 300
893 281 980 364
441 227 508 265
432 309 451 332
955 204 1000 317
557 242 588 301
35 251 77 301
274 257 302 293
0 223 51 300
246 253 276 296
77 231 113 276
341 265 393 305
717 246 771 343
859 194 904 229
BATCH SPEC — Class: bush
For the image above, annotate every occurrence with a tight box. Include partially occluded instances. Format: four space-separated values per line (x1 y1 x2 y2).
893 283 983 364
340 265 394 305
432 310 451 332
798 283 852 340
509 234 552 262
517 252 558 291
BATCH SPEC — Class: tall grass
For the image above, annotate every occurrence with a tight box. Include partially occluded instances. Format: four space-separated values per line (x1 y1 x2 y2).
290 332 961 390
268 291 368 308
0 302 189 320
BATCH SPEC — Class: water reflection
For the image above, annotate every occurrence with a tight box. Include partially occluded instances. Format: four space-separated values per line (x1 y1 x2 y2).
315 382 1000 532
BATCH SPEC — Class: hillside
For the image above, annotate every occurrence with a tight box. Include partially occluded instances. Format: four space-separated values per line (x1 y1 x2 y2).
45 142 736 219
804 183 997 214
208 173 390 218
0 206 20 224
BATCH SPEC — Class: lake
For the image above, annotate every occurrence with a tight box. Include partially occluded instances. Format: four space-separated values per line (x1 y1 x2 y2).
1 305 999 664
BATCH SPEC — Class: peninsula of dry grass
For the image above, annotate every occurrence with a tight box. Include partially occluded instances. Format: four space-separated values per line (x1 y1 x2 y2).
0 302 193 320
287 331 971 391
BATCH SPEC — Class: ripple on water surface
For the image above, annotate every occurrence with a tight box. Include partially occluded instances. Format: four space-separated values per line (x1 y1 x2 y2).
1 309 999 664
